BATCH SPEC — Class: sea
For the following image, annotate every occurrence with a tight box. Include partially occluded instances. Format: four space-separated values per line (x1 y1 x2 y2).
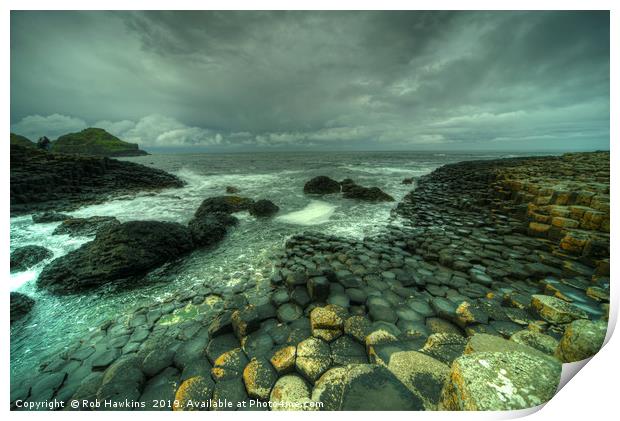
9 150 542 381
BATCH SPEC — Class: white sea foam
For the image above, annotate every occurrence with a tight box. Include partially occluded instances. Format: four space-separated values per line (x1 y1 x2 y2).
276 200 337 225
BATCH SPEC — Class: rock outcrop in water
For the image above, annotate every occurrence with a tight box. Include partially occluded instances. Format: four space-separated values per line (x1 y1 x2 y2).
32 212 72 223
193 195 255 217
250 199 280 217
12 152 610 411
52 216 120 237
189 213 238 248
10 144 184 215
340 178 394 202
303 176 394 202
37 221 195 293
10 292 35 324
51 128 148 157
10 245 54 272
303 176 341 195
11 292 35 324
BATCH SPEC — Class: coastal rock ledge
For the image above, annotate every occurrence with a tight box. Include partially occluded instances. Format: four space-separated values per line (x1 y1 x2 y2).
10 144 184 215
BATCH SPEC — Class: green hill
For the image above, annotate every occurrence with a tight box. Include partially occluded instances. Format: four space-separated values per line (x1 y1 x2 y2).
10 133 36 149
51 128 148 157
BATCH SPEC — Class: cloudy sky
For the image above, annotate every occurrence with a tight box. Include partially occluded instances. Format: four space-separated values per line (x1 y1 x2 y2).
10 11 609 152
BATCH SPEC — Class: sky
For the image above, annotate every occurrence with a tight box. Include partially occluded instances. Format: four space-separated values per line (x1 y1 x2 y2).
10 11 610 152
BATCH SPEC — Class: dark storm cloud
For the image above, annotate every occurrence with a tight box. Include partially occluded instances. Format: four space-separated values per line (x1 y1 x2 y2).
10 10 609 151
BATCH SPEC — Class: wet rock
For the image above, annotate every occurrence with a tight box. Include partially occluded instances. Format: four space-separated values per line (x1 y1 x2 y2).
295 337 332 383
52 216 120 237
312 364 423 410
225 186 240 194
10 245 53 272
307 276 330 301
180 359 212 382
310 305 346 341
464 333 555 362
208 311 234 336
11 143 183 215
368 300 398 323
269 374 314 411
30 372 67 402
242 357 278 400
489 320 523 338
241 330 274 360
32 211 71 223
188 212 237 247
270 345 296 374
69 372 104 407
173 375 215 411
386 350 450 410
38 221 195 293
455 300 489 326
421 333 468 365
341 181 394 202
270 289 290 307
291 287 311 308
212 348 249 381
174 336 210 369
344 315 373 343
555 319 607 362
510 330 559 356
232 305 261 339
193 195 254 217
212 377 248 410
206 333 239 364
142 348 175 377
330 336 367 365
303 176 341 195
10 292 35 323
91 348 121 370
249 199 280 218
277 303 303 323
426 317 463 336
531 294 588 324
139 367 180 410
440 351 561 410
97 355 145 407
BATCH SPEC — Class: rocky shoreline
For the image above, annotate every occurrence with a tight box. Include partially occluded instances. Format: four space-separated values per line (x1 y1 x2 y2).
10 144 183 215
10 152 610 411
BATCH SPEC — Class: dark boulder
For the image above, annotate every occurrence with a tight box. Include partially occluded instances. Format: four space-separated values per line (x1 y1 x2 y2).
341 180 394 202
32 212 71 223
303 176 341 195
10 245 54 272
188 212 238 247
37 221 194 293
194 196 255 218
249 199 279 218
225 186 240 193
402 178 414 185
52 216 120 237
10 292 35 323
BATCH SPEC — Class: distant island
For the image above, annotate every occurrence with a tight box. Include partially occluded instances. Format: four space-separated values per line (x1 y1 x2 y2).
50 127 148 157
